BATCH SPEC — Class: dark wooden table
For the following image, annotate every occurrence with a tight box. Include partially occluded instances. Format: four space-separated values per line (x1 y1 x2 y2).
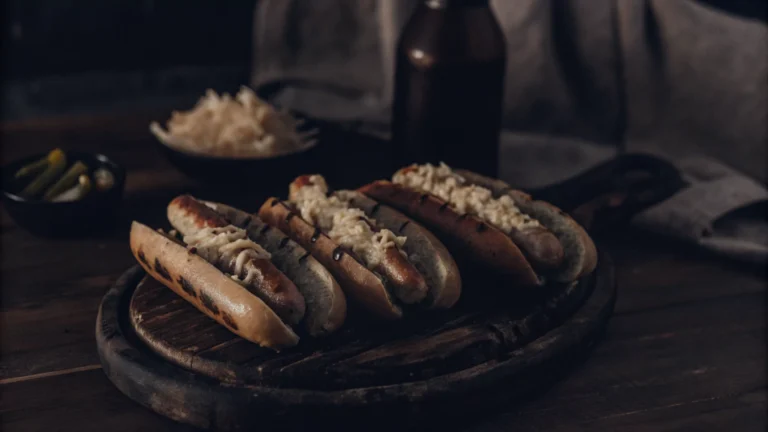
1 113 766 431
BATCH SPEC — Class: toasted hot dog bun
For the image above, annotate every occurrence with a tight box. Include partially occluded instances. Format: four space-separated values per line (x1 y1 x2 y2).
506 224 563 271
203 200 347 336
259 198 402 320
167 195 306 326
358 180 541 287
289 175 429 306
391 164 564 272
455 169 598 281
129 221 299 350
340 191 462 309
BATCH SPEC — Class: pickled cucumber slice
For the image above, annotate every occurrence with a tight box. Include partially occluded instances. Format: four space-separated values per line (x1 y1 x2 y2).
43 161 89 201
14 156 49 180
20 149 67 199
93 168 115 191
51 174 92 202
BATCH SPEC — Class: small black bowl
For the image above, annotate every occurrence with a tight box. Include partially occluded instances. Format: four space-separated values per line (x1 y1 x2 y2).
158 141 319 189
2 151 126 237
155 137 322 198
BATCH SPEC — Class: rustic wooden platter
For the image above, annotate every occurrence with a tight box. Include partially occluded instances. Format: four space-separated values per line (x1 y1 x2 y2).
97 250 616 431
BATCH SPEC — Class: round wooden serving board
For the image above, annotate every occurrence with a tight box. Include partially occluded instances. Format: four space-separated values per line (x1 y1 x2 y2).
97 251 616 431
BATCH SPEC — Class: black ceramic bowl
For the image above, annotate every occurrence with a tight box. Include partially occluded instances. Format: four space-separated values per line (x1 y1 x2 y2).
154 115 324 198
2 151 126 237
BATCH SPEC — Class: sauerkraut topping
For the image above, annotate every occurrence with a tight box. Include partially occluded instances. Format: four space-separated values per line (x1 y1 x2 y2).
291 175 406 269
392 162 540 233
150 87 309 158
184 225 272 285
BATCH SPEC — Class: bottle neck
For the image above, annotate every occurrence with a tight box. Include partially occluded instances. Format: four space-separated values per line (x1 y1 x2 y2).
426 0 490 8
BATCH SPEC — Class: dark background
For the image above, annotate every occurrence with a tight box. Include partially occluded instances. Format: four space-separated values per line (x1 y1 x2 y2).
0 0 254 121
0 0 765 122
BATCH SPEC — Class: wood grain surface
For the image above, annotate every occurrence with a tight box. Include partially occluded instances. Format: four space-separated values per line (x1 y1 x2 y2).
95 256 613 431
1 113 766 431
126 258 597 389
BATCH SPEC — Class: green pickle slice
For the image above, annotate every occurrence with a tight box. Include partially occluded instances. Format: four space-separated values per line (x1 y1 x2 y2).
93 168 115 191
52 175 92 202
20 149 67 199
43 161 89 201
14 156 49 180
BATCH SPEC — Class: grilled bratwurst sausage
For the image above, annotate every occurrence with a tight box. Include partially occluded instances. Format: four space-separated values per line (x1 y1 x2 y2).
168 195 306 325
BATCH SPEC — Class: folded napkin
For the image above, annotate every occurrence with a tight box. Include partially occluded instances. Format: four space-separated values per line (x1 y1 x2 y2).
250 0 768 264
495 135 768 265
631 155 768 265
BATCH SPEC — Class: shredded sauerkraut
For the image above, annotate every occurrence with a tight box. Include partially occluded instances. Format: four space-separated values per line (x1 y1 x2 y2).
184 225 272 285
150 87 308 158
393 162 540 233
291 175 406 269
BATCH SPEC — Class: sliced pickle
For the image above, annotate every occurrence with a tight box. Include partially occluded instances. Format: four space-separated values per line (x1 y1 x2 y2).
51 174 92 203
93 168 115 191
14 156 49 180
20 149 67 199
43 161 89 201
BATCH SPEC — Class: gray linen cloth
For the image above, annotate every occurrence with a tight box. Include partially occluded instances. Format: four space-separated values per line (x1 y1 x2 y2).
250 0 768 264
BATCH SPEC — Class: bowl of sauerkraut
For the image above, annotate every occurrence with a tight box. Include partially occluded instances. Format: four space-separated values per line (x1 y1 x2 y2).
150 87 321 188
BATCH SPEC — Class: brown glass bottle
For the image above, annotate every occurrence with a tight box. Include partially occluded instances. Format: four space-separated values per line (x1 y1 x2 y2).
391 0 506 178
